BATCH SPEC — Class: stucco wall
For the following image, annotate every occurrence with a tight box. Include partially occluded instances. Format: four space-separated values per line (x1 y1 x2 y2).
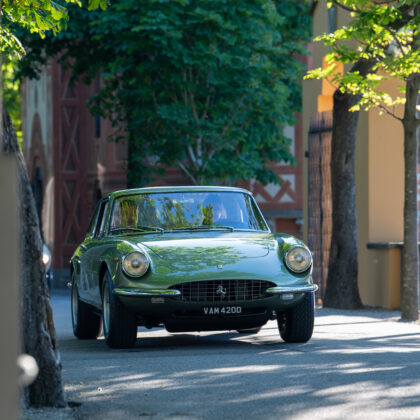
368 85 404 242
22 67 53 157
21 66 55 248
358 79 404 308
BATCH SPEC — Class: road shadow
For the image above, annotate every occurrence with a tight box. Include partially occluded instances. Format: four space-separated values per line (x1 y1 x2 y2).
52 291 420 419
59 323 420 419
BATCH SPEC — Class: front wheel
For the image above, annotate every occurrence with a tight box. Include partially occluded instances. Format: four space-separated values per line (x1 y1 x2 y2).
277 292 315 343
102 272 137 349
71 277 101 339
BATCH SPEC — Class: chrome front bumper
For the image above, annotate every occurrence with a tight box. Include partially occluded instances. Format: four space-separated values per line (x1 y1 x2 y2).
265 284 318 294
114 288 181 296
114 283 318 297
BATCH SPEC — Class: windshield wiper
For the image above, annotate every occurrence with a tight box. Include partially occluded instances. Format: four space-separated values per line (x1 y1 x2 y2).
170 225 234 232
110 226 164 234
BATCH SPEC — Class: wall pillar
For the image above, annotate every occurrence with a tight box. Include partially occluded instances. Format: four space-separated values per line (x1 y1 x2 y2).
0 153 19 420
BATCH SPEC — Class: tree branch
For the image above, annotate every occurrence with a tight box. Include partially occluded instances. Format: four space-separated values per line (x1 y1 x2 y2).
187 144 198 169
188 88 199 123
202 148 216 171
201 93 247 172
201 70 211 120
176 159 198 185
376 103 403 122
220 93 246 140
331 0 361 14
201 95 211 120
383 25 408 56
196 136 203 167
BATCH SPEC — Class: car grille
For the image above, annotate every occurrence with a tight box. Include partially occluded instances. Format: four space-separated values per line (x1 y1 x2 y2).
169 280 276 302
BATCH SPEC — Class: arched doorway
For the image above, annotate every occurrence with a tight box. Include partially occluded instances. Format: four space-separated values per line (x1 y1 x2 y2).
28 113 47 235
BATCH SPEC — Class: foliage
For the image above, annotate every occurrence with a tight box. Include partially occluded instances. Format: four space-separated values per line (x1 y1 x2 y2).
1 0 108 147
1 0 107 55
18 0 311 186
2 56 22 145
306 0 420 118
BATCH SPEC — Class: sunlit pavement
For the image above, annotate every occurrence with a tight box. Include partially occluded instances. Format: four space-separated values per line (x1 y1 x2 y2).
52 289 420 420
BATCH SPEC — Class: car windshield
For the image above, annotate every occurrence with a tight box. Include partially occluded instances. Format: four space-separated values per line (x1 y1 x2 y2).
109 191 268 234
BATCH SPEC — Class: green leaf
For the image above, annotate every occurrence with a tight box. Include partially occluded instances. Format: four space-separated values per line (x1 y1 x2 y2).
306 0 419 115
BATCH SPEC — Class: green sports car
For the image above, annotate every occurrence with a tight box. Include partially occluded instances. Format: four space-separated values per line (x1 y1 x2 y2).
70 186 317 348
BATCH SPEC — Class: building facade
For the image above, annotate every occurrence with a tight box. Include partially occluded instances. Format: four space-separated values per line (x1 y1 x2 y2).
22 61 305 284
22 62 126 281
303 2 420 309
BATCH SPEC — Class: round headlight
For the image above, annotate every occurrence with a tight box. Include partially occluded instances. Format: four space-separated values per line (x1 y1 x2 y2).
122 252 149 277
284 246 312 273
42 244 51 271
42 252 50 266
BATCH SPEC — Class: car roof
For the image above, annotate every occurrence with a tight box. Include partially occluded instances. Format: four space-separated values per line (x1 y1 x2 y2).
105 186 252 200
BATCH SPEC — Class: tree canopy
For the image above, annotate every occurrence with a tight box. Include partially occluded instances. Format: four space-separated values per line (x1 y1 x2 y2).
307 0 419 115
1 0 107 55
1 0 108 143
18 0 312 186
3 56 22 144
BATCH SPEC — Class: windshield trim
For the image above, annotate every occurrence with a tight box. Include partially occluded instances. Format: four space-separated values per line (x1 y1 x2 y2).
107 228 271 238
106 190 270 236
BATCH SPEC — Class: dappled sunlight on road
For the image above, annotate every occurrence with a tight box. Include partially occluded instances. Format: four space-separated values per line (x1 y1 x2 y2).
52 291 420 419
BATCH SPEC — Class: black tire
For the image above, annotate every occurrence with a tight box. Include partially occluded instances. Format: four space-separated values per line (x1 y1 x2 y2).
237 327 262 334
71 277 101 339
277 292 315 343
102 271 137 349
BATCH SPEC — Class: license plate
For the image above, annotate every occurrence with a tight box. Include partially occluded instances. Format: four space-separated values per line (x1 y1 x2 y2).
203 306 242 316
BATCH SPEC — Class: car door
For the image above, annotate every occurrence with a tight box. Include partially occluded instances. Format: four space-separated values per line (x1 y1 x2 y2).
79 199 110 307
76 201 100 301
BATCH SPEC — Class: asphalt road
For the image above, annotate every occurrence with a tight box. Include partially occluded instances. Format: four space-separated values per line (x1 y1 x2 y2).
51 290 420 420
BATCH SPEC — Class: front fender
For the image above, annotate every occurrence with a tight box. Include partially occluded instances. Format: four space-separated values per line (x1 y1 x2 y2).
100 240 148 290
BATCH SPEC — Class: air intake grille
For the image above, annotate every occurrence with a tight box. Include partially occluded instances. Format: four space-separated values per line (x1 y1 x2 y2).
170 280 276 302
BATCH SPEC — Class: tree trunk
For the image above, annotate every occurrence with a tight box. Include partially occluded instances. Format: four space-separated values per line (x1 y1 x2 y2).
323 87 362 308
127 131 149 188
323 59 376 309
401 73 420 321
2 107 67 407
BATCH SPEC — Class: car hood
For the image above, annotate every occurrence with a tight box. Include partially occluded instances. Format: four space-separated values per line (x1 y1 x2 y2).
127 231 306 284
143 233 270 259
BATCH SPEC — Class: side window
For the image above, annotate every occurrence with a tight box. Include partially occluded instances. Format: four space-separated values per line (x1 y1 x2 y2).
86 202 101 238
93 200 109 238
97 201 110 237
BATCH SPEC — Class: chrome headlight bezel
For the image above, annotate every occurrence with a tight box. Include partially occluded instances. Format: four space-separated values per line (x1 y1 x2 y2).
122 251 150 278
284 246 312 273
